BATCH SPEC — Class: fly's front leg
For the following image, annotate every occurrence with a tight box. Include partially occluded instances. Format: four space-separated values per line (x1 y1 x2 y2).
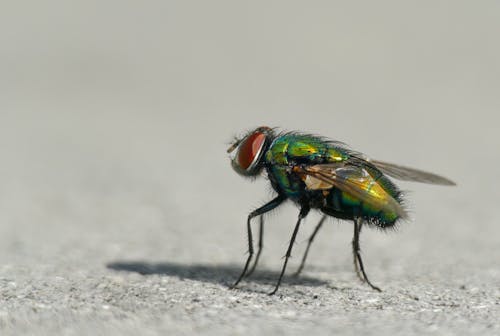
245 215 264 277
269 206 310 295
294 215 327 276
231 195 285 289
352 217 381 292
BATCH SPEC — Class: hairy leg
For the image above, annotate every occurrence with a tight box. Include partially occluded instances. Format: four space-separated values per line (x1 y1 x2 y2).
294 215 327 276
269 206 310 295
352 217 381 292
231 195 285 289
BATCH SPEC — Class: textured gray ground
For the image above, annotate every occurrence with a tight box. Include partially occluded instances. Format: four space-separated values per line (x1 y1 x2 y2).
1 1 499 335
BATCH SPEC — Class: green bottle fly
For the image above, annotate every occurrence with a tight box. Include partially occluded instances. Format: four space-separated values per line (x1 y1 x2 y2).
228 126 455 295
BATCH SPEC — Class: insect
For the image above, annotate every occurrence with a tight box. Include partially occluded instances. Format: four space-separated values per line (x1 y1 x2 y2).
227 126 455 295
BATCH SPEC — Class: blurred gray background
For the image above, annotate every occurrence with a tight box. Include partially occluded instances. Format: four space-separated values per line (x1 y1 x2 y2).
0 1 499 335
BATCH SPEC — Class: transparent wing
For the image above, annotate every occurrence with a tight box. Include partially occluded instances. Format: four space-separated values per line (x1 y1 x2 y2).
294 164 408 219
369 160 456 186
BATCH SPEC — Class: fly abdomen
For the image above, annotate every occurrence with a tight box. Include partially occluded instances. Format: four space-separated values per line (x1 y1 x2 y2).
323 189 400 228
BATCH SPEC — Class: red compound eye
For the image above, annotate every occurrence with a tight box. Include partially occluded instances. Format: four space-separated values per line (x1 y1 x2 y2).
237 131 267 170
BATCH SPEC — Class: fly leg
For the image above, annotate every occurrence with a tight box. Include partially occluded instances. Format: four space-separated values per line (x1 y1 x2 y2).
269 206 310 295
245 215 264 277
293 215 327 276
352 218 363 281
231 195 285 289
352 217 381 292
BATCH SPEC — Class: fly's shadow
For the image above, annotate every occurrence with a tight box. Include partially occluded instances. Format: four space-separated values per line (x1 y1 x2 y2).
106 261 327 289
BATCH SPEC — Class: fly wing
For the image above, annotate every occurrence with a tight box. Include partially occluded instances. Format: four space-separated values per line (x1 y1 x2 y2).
369 160 456 186
294 164 408 219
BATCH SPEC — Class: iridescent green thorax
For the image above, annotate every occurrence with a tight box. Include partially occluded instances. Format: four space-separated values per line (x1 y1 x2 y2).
263 133 404 227
265 133 348 166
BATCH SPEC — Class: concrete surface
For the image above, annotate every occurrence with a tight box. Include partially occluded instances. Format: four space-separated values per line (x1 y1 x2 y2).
1 1 499 335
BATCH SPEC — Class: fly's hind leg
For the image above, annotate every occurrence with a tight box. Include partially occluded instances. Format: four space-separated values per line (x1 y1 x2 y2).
352 217 382 292
294 215 327 276
352 218 364 282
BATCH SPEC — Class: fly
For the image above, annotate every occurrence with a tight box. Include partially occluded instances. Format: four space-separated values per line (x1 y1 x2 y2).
227 126 455 295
